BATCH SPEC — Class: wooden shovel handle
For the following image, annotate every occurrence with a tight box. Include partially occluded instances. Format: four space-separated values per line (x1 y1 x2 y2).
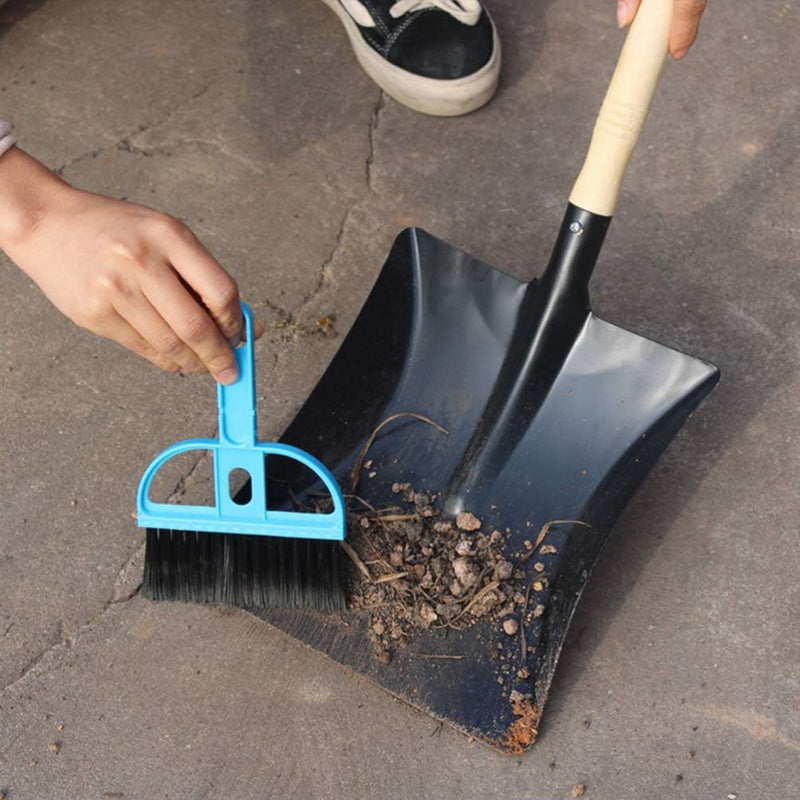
569 0 673 217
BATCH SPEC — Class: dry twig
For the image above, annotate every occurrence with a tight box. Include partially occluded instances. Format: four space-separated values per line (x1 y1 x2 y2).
349 412 448 492
340 540 372 581
519 519 594 563
374 572 409 584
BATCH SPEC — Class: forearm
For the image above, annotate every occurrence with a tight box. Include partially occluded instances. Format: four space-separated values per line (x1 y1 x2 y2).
0 145 71 258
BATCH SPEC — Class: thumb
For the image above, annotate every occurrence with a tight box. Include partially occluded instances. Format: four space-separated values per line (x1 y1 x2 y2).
670 0 707 59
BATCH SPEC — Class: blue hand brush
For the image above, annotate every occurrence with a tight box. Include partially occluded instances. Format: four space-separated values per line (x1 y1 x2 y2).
137 301 347 610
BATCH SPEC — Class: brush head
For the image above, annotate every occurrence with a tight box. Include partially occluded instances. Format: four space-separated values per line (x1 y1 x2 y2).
142 529 346 612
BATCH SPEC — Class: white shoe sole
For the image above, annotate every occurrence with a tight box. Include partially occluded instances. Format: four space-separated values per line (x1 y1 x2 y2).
320 0 501 116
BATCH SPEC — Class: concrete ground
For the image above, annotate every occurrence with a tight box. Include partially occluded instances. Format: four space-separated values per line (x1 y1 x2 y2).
1 0 798 797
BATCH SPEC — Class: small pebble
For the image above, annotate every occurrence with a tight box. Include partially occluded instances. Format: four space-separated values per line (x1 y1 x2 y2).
540 544 558 555
572 784 586 797
517 667 531 679
533 604 545 618
456 511 481 531
368 470 377 479
533 561 545 573
48 741 60 753
455 538 474 556
418 603 438 626
532 581 544 592
372 620 386 636
503 618 519 636
376 650 392 665
452 556 479 588
523 539 534 550
496 560 514 580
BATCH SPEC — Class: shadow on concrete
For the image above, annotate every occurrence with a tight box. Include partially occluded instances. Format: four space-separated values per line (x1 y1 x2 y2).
544 104 800 730
0 0 48 37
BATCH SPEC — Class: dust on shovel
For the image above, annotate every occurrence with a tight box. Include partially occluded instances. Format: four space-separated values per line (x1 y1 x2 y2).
339 419 563 751
345 488 529 658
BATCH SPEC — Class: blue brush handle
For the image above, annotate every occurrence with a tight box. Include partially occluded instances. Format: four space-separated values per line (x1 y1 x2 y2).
218 303 257 447
137 301 346 540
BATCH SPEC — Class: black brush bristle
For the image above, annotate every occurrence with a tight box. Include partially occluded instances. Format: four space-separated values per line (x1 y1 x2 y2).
142 529 346 612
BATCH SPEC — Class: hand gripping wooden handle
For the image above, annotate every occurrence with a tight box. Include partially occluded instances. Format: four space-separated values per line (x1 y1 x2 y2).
569 0 673 217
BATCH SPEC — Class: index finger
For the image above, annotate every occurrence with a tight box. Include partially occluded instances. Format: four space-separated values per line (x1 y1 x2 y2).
158 217 244 346
141 259 241 384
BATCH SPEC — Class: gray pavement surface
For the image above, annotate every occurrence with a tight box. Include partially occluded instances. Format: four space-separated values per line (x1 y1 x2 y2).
1 0 798 797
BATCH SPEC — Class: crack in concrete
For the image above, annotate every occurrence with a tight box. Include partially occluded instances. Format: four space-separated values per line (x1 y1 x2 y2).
2 641 60 695
296 205 351 315
167 448 212 502
0 551 146 696
290 88 382 320
122 136 268 179
55 81 215 175
132 80 214 141
55 145 107 176
366 90 385 191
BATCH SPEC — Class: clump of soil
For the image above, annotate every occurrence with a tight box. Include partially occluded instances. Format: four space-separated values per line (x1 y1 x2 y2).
344 482 541 662
504 691 542 754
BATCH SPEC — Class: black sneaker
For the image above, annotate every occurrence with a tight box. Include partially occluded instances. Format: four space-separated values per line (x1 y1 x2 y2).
320 0 501 116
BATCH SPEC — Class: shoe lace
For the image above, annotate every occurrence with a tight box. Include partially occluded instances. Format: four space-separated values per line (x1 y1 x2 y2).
389 0 481 26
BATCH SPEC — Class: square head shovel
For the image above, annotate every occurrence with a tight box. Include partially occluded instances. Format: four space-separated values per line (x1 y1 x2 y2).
255 0 719 752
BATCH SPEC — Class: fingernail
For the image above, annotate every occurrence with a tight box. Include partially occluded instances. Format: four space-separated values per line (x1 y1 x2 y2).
228 327 243 349
616 0 629 27
218 366 238 385
672 47 689 61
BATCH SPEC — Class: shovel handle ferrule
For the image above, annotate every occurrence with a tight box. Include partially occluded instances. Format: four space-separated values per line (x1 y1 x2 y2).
569 0 673 217
218 302 258 447
539 204 611 308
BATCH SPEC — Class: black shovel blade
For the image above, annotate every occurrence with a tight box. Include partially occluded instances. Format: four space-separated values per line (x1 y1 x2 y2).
253 223 719 752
